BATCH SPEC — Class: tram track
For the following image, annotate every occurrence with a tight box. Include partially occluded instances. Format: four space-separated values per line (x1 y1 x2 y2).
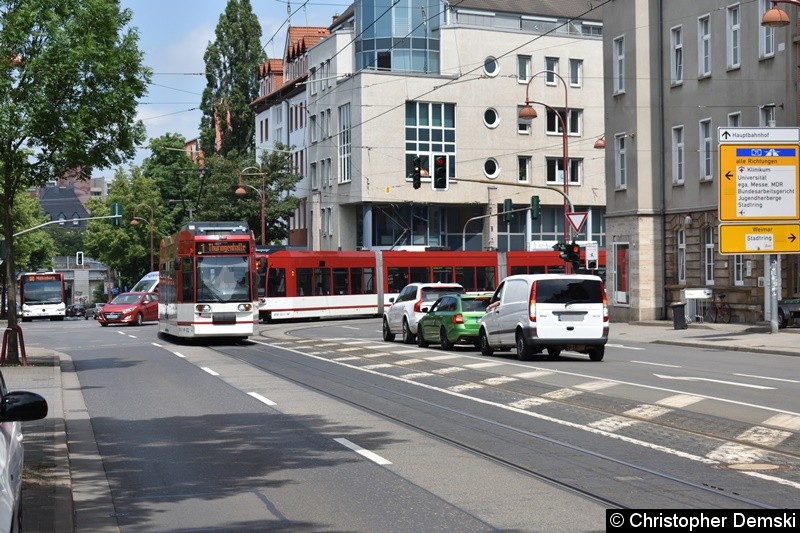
216 337 789 510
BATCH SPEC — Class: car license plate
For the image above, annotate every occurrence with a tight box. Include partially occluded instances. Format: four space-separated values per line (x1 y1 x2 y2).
557 314 582 322
106 313 120 319
474 318 481 323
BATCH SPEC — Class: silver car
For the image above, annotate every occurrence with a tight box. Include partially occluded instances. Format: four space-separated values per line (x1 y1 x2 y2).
383 282 466 344
0 369 48 532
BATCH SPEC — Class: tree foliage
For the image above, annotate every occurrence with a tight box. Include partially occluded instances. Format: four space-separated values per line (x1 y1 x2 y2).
199 0 265 157
0 0 150 362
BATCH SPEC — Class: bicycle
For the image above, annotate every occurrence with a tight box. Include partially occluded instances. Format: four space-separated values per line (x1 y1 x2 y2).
705 293 732 324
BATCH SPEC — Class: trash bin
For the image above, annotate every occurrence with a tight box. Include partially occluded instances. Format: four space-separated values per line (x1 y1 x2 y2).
670 302 688 330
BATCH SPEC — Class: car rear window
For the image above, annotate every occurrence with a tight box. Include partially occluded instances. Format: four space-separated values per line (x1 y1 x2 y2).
421 287 465 301
461 298 489 312
535 279 604 304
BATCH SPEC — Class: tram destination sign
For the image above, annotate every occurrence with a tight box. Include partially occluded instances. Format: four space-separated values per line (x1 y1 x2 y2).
718 144 800 222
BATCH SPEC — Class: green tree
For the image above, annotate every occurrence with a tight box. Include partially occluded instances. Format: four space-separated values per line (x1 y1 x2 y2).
142 133 200 229
0 0 150 363
199 0 265 157
193 146 301 244
83 168 169 288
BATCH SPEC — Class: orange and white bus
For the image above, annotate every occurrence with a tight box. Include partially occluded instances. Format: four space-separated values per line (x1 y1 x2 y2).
158 221 257 340
256 248 605 322
18 271 66 321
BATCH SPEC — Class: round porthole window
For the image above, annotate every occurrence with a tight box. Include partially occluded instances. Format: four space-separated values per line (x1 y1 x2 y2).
484 158 500 179
483 108 500 128
483 56 499 77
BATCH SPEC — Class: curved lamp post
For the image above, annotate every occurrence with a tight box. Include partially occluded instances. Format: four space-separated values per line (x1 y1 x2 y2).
518 69 572 245
235 166 267 246
130 203 155 272
762 1 800 27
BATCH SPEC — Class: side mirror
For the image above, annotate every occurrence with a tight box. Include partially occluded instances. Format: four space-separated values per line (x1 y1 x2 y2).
388 297 395 304
421 306 430 313
0 391 48 422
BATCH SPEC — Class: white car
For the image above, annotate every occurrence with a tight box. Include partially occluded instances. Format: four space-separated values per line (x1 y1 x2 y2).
0 370 48 532
383 282 466 344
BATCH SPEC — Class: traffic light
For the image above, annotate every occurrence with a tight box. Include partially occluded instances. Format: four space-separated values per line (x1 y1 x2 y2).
568 241 581 264
76 251 84 266
553 241 568 261
111 202 122 226
530 195 540 220
412 157 421 189
432 155 448 190
503 199 513 223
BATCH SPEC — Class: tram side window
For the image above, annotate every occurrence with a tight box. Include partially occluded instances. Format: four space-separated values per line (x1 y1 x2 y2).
333 268 349 295
388 268 409 292
410 267 430 283
315 267 331 295
181 259 193 302
432 266 451 283
456 267 475 291
297 268 313 296
266 268 286 297
352 267 375 294
476 267 497 292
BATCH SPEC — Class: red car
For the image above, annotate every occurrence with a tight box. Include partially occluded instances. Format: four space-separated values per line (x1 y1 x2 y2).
97 292 159 327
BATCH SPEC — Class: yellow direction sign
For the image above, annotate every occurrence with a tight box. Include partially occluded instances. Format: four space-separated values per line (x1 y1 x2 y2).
719 224 800 254
718 144 800 221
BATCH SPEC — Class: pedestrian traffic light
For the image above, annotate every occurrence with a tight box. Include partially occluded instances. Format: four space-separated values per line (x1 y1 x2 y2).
412 157 421 189
76 251 84 266
432 155 448 190
530 195 540 220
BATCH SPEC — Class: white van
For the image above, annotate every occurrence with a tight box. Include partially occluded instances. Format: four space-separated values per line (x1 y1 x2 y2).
478 274 608 361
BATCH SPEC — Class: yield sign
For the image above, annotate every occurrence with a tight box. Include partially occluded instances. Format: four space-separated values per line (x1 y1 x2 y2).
567 212 588 233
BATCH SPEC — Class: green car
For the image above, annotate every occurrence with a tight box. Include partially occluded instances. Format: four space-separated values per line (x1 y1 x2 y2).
417 294 491 350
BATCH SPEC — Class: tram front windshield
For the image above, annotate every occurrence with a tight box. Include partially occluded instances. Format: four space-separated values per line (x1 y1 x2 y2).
196 256 251 303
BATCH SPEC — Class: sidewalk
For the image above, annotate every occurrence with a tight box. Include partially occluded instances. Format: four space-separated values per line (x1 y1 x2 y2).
5 319 800 532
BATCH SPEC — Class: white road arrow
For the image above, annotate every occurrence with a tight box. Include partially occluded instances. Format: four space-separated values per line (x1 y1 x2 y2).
653 374 775 390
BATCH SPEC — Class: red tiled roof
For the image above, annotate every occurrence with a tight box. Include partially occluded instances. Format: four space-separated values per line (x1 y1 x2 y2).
286 26 329 61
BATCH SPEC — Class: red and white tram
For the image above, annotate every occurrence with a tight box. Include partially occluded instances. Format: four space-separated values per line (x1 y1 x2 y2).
159 221 257 340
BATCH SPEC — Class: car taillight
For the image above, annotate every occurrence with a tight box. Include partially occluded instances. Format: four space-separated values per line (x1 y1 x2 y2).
600 281 609 322
414 299 422 313
452 313 464 324
529 281 537 322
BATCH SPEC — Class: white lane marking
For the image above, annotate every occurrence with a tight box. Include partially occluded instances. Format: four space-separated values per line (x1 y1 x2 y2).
575 380 617 391
737 426 792 447
202 367 219 376
117 331 126 335
248 392 277 406
334 438 392 465
336 347 362 352
449 383 484 392
333 357 360 361
362 363 393 370
127 334 136 338
657 394 703 408
632 360 681 368
340 326 360 330
432 367 463 375
172 352 187 359
465 362 503 369
393 349 423 355
482 376 518 385
394 359 424 365
152 343 163 348
509 397 551 409
734 373 800 384
401 372 433 379
426 354 460 361
606 343 645 350
252 340 800 489
249 338 800 417
543 388 582 400
707 442 765 464
764 414 800 431
654 374 775 390
623 405 672 420
589 416 638 432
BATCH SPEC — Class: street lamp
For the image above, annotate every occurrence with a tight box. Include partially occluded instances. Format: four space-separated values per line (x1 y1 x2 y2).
235 166 267 246
762 1 800 27
130 203 155 272
518 69 572 245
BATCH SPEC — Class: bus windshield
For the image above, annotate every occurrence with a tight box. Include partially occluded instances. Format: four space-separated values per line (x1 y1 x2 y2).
22 281 63 304
196 256 251 303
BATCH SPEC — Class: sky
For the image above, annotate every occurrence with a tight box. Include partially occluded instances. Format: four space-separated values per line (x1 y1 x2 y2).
109 0 350 177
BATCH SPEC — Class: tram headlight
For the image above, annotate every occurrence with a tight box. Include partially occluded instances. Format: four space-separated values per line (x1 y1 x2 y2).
195 304 211 313
238 303 252 312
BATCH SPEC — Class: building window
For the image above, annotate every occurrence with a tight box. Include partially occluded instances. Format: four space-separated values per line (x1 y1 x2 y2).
483 56 499 77
517 105 531 135
613 36 625 94
405 101 457 182
310 115 318 143
699 118 712 181
613 242 629 304
326 158 332 188
546 108 581 136
672 126 684 185
546 158 582 185
734 255 744 286
727 5 740 70
615 133 627 189
704 226 715 285
310 162 318 190
338 104 351 184
677 230 686 284
517 55 531 83
518 156 530 183
760 0 775 59
569 59 582 87
698 15 711 77
728 111 741 127
761 104 776 127
483 108 500 129
545 57 559 85
671 26 683 85
484 158 500 179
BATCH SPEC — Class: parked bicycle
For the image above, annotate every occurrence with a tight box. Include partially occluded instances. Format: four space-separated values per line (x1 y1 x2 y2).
705 293 732 324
